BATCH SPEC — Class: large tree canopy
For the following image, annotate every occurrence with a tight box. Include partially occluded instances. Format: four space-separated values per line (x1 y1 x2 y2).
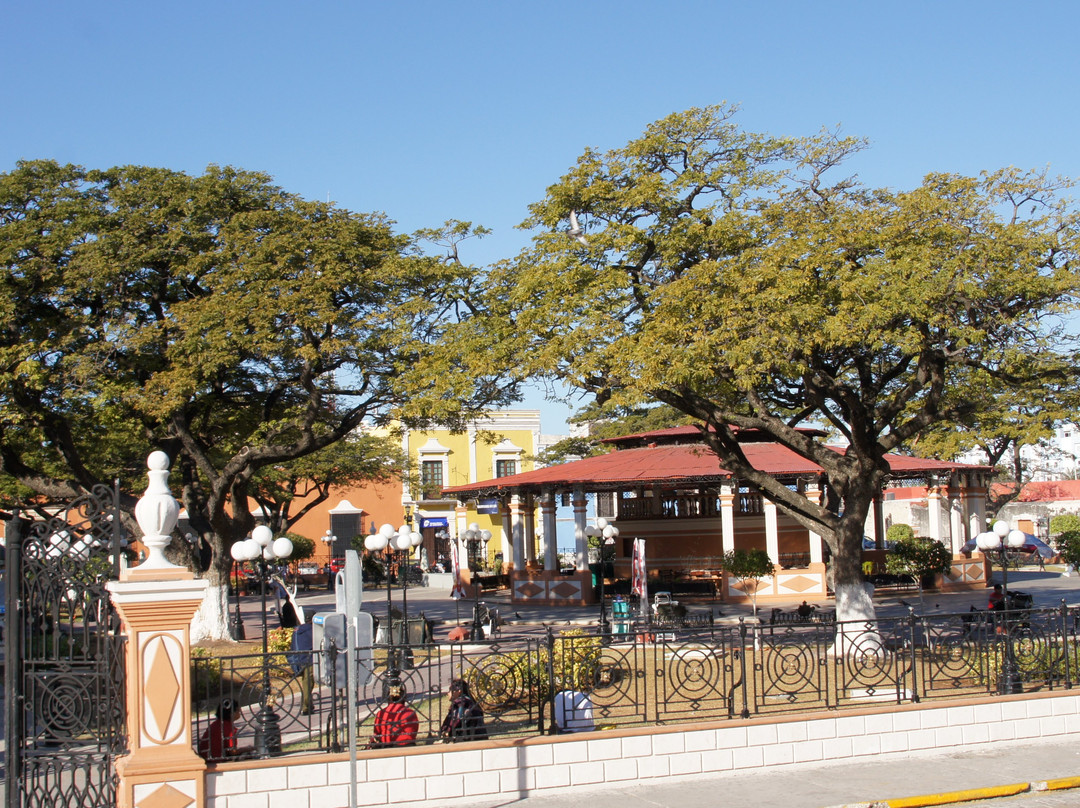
488 105 1080 620
0 160 511 638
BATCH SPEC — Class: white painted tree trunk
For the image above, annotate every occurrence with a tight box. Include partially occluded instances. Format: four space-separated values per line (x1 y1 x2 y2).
831 580 882 655
190 582 233 642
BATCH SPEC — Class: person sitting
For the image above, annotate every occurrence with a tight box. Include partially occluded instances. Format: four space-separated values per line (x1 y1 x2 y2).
440 678 487 742
988 584 1005 611
369 682 419 748
796 601 815 618
198 698 244 762
553 689 595 733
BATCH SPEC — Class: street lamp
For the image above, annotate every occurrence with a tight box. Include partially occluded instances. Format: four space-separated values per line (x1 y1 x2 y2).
230 524 293 756
462 523 492 640
975 520 1027 695
586 518 619 638
364 523 422 673
321 529 337 590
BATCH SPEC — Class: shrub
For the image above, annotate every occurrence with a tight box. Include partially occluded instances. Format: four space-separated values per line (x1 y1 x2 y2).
886 523 915 544
1056 530 1080 570
463 629 602 712
1050 514 1080 537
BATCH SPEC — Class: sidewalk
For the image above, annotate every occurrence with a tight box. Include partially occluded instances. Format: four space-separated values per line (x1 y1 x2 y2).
449 737 1080 808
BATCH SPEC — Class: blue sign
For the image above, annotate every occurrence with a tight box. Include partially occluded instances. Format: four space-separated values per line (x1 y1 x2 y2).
477 499 500 515
420 517 449 529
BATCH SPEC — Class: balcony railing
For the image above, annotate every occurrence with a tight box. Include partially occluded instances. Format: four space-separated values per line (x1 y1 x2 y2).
616 492 763 520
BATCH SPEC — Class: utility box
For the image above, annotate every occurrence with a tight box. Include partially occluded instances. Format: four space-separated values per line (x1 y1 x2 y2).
313 611 374 688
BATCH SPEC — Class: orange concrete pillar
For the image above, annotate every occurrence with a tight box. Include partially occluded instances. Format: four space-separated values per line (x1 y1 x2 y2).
107 452 210 808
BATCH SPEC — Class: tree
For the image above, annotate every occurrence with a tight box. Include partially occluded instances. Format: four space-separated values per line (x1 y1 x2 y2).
489 104 1080 622
884 536 953 614
0 161 513 639
885 524 915 545
722 548 775 616
1050 514 1080 538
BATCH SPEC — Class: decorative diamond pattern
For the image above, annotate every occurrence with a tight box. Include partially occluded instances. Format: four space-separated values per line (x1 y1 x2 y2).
551 581 581 599
516 582 544 598
778 575 817 593
145 635 181 741
136 783 193 808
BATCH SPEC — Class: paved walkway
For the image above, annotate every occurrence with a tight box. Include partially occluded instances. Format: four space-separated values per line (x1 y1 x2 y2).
450 737 1080 808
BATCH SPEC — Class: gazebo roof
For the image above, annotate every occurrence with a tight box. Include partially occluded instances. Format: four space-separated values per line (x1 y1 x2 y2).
442 432 991 499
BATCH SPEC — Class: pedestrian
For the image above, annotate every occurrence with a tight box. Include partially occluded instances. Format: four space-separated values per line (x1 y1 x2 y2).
287 615 314 715
553 689 595 733
198 698 247 761
369 682 419 748
440 678 487 741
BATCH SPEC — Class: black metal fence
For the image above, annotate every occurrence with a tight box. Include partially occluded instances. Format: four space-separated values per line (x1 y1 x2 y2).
190 602 1080 760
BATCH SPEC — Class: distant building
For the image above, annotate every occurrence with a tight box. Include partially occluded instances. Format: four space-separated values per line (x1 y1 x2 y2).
955 424 1080 481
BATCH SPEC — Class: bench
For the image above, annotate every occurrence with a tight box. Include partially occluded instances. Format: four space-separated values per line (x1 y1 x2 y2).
768 607 835 634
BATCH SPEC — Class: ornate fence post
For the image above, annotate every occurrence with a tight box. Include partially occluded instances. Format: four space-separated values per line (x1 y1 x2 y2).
106 452 210 808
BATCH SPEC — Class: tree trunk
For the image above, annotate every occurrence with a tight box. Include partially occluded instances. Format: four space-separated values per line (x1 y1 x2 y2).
191 583 232 642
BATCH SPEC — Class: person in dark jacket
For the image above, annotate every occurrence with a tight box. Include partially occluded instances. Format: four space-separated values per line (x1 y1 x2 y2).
439 678 487 741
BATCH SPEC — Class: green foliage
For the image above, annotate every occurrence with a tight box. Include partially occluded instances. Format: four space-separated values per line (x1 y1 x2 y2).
885 537 953 583
462 629 602 711
886 524 916 544
722 548 776 580
0 162 513 638
190 646 223 699
722 548 775 615
486 103 1080 604
285 533 315 564
1056 531 1080 569
1050 514 1080 537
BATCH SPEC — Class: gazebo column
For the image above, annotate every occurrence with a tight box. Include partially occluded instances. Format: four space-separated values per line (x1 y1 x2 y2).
949 475 966 554
510 494 526 570
523 493 537 568
500 503 514 570
967 474 987 538
573 488 588 571
805 481 825 565
541 491 558 572
719 482 736 554
927 480 948 544
764 499 780 566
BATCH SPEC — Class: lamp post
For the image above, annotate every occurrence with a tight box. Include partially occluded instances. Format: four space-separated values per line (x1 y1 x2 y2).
321 529 336 590
364 523 422 674
586 518 619 638
230 524 293 756
230 557 246 640
463 523 491 640
975 520 1026 695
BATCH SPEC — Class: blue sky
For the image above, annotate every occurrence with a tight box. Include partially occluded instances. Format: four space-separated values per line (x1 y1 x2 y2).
4 2 1078 432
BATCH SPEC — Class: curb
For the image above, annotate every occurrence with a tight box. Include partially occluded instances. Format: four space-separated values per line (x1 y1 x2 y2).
827 776 1080 808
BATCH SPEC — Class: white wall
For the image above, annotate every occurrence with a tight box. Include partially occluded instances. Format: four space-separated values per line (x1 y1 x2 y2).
205 692 1080 808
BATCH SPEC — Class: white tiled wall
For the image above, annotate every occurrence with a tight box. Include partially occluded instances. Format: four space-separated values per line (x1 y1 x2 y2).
205 693 1080 808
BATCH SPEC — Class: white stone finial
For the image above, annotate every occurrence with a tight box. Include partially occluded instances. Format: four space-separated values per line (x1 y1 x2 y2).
133 451 182 570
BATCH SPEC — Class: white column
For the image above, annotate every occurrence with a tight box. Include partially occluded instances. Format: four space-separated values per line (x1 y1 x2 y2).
719 482 736 554
927 484 945 543
805 481 825 564
523 494 537 566
541 491 558 572
500 503 513 567
573 488 588 571
764 499 780 566
510 495 526 570
949 477 965 553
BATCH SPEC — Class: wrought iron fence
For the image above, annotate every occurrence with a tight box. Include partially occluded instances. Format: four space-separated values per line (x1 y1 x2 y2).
190 602 1080 760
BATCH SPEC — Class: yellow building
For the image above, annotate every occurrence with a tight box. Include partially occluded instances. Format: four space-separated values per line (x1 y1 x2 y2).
403 410 544 572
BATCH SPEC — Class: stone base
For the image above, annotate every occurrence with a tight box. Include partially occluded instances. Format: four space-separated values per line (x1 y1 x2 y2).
511 569 593 606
